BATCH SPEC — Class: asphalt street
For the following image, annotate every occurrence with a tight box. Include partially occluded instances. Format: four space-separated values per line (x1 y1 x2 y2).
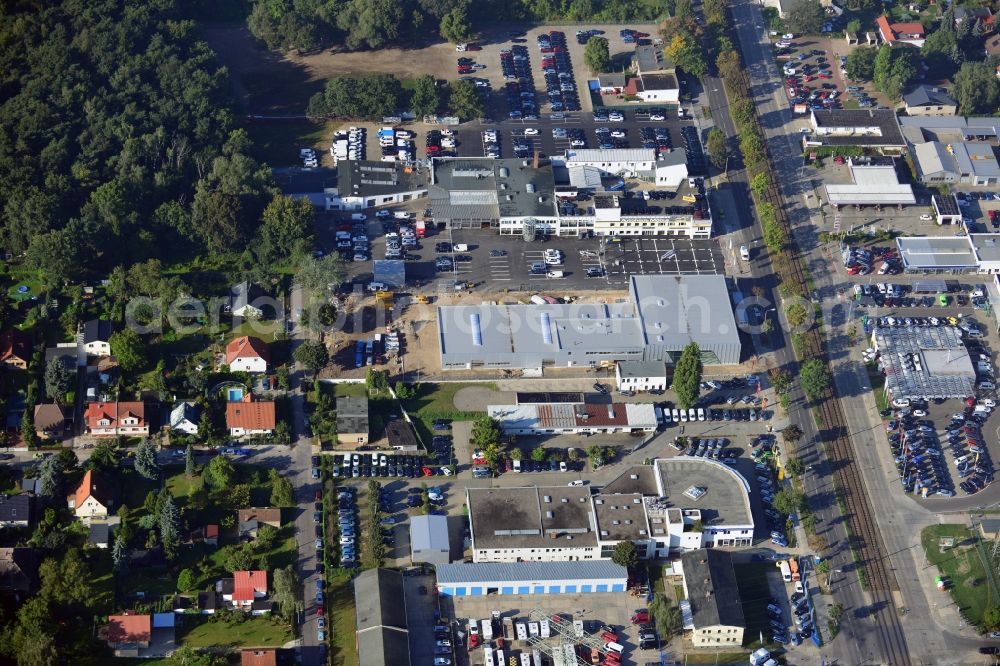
726 1 992 663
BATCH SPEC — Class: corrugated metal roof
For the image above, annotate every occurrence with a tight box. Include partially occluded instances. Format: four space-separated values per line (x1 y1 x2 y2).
436 561 627 584
566 148 656 164
410 514 449 553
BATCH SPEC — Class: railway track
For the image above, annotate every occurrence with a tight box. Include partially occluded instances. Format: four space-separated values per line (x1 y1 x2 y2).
717 5 914 664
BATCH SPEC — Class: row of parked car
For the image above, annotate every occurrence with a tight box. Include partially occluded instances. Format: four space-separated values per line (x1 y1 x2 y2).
330 452 444 479
333 487 357 566
538 31 581 112
501 45 538 119
681 125 705 175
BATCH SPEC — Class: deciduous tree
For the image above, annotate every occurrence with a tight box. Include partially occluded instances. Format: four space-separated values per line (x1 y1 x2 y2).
952 61 1000 115
611 540 639 569
440 6 473 44
294 340 329 374
706 128 728 170
584 37 611 74
471 416 502 448
409 75 441 119
785 0 824 34
110 329 147 374
448 80 485 120
800 359 831 400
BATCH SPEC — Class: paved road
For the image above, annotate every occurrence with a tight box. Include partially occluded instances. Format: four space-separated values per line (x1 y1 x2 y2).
725 1 992 663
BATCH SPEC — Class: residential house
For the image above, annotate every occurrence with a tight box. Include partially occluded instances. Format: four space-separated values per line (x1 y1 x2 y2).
681 549 746 647
238 508 282 539
88 522 111 549
336 395 370 448
225 336 269 373
902 85 958 116
0 329 31 369
876 16 926 47
105 613 151 658
34 403 72 440
80 319 115 357
229 570 268 609
979 518 1000 540
191 524 220 546
169 401 201 435
0 495 33 528
615 360 668 393
0 548 38 592
68 470 112 520
230 281 264 319
44 343 79 372
227 397 276 438
242 649 281 666
198 590 218 614
955 7 994 29
85 401 148 437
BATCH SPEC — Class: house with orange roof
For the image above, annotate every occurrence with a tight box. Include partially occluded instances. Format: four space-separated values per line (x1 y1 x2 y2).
227 396 276 438
241 649 280 666
0 329 31 369
104 612 151 657
876 15 926 47
225 336 269 373
230 570 268 608
68 469 112 520
84 401 148 437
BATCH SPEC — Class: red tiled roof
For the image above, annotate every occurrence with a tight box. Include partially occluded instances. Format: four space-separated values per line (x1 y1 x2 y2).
205 524 219 538
85 401 145 431
225 336 270 365
876 15 894 42
624 77 643 96
233 570 267 602
106 613 151 645
0 329 30 365
74 470 112 510
226 400 276 430
241 649 278 666
892 21 924 35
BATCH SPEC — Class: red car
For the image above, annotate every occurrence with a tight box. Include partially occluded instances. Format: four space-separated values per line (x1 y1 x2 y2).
425 145 441 154
421 466 434 477
630 609 650 624
540 46 553 53
818 73 832 79
601 631 618 642
457 66 472 73
314 490 321 501
633 31 650 38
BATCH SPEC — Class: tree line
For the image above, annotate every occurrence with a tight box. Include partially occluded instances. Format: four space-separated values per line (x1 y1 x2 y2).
247 0 667 52
0 0 315 291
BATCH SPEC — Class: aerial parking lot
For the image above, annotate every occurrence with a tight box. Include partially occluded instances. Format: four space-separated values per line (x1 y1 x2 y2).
604 237 723 280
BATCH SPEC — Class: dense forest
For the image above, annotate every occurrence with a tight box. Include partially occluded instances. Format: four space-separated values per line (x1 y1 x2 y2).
246 0 669 52
0 0 310 289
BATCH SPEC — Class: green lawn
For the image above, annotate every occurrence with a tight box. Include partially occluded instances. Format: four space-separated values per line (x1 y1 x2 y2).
327 573 360 666
178 614 293 648
921 524 998 628
402 382 492 444
166 471 204 503
122 570 177 599
334 382 368 398
247 120 337 167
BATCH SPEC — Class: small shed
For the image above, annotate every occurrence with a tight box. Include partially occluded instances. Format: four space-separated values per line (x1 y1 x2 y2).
410 514 450 565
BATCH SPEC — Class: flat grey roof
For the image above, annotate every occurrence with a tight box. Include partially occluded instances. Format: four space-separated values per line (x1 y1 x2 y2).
634 44 673 74
272 167 337 194
593 493 649 541
410 514 449 554
655 458 753 527
429 157 556 221
629 275 740 349
601 465 659 496
618 361 667 378
681 549 745 628
896 236 978 269
467 486 597 551
971 234 1000 264
640 72 678 92
338 160 428 199
436 561 627 584
385 419 419 449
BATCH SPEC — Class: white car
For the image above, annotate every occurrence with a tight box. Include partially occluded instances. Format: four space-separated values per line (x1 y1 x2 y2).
570 138 585 147
650 113 665 121
544 255 563 266
920 214 933 221
891 397 910 408
983 399 997 408
608 112 624 122
543 249 561 260
524 128 539 136
428 491 443 501
610 130 626 138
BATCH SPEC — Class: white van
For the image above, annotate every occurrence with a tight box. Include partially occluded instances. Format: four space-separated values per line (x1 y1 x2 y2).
351 213 367 221
453 243 469 252
605 642 624 654
512 459 522 473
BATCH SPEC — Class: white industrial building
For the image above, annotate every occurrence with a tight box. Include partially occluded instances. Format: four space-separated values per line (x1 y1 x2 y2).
488 400 658 435
435 561 628 597
824 156 916 208
409 514 450 566
437 275 741 370
273 162 428 211
465 458 754 565
554 148 687 185
615 360 668 392
896 234 1000 274
681 550 746 648
901 116 1000 187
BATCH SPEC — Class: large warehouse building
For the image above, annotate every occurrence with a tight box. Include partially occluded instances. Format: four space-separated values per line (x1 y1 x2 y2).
437 275 741 370
465 458 754 564
435 561 628 597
